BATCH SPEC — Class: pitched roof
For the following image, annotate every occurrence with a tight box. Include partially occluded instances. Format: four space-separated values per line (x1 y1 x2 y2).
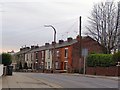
30 39 78 52
15 49 31 55
16 36 101 54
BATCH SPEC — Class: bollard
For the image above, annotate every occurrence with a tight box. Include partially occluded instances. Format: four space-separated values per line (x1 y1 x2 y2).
3 66 7 76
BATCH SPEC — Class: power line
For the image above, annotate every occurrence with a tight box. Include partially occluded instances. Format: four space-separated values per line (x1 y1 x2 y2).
57 19 78 39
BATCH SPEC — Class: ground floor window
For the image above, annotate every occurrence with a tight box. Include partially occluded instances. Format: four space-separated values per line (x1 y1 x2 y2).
64 62 68 70
45 62 47 69
55 62 59 69
48 62 50 69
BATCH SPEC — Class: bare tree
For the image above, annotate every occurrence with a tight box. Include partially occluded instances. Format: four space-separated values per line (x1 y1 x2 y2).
117 2 120 51
86 1 119 54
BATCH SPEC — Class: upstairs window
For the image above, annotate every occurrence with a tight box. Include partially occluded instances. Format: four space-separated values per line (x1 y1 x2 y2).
26 54 28 61
36 52 38 60
31 53 32 61
48 50 50 59
42 51 44 58
56 50 59 57
65 48 68 58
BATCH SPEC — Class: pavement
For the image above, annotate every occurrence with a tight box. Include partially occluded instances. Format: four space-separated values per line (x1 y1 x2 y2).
61 73 119 81
1 72 119 89
25 73 119 88
2 72 61 89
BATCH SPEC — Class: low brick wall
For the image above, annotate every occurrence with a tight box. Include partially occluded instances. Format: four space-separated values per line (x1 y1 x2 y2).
86 66 120 76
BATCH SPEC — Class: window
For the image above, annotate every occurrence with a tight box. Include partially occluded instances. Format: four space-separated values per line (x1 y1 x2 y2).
48 50 50 59
31 53 32 61
45 62 47 69
55 62 59 69
26 54 28 61
36 52 38 60
64 62 68 70
42 51 44 57
56 50 59 57
65 48 68 58
48 62 50 69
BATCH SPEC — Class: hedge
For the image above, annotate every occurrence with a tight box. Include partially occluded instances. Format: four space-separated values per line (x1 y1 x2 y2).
86 54 116 67
113 51 120 62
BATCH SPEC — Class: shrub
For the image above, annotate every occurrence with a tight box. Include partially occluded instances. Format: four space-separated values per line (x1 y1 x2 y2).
113 51 120 62
1 53 12 66
86 54 115 67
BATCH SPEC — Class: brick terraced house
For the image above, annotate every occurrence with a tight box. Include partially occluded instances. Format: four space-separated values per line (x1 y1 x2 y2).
15 35 103 73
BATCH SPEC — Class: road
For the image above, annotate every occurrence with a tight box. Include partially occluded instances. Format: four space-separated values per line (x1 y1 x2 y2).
20 73 119 88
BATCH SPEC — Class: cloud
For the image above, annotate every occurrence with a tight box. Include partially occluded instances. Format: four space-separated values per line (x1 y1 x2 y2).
1 0 119 52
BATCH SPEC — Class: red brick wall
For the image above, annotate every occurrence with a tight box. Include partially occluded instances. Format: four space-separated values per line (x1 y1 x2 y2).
82 36 103 53
86 66 120 76
71 36 103 72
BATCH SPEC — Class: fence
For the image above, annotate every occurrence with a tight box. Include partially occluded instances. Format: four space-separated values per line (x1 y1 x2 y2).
86 66 120 76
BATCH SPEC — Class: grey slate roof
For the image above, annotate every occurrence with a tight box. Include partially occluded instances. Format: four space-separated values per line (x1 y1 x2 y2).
16 36 96 54
30 39 78 52
15 49 31 55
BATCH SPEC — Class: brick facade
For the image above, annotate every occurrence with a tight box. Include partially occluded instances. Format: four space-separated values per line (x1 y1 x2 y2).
15 35 103 73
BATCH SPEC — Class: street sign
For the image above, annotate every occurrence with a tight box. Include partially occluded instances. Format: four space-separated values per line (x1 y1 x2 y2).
82 48 88 75
82 48 88 57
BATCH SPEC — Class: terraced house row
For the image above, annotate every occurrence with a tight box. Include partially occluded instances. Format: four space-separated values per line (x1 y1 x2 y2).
14 35 103 73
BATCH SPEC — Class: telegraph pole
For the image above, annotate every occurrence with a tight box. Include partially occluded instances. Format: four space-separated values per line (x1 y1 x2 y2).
79 16 82 57
79 16 82 74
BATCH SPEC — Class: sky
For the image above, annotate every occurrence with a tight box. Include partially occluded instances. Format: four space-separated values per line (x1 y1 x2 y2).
0 0 119 53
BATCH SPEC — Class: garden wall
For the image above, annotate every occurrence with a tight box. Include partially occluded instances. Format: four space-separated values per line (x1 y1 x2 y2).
86 66 120 76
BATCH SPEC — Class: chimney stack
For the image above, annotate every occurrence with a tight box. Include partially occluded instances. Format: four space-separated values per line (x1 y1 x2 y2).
35 46 39 48
52 41 56 45
45 43 49 46
31 45 35 49
59 40 64 44
76 35 81 41
67 37 73 42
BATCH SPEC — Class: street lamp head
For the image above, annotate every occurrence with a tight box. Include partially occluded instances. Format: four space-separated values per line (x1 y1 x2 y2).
44 25 52 27
44 25 56 34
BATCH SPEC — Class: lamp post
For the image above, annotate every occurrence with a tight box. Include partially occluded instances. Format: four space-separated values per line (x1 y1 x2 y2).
44 25 56 73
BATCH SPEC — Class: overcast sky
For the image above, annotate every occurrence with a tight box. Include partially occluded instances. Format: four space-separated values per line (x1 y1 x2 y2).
0 0 119 53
